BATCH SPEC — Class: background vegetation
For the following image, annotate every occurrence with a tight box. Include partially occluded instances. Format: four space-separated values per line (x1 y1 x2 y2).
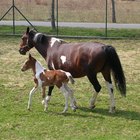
0 26 140 39
0 34 140 139
0 0 140 23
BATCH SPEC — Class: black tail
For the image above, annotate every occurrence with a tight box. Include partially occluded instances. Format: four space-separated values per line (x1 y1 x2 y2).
104 45 126 96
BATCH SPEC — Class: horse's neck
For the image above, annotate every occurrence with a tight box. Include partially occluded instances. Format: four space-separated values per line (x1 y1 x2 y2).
35 37 64 59
36 45 48 59
35 61 45 78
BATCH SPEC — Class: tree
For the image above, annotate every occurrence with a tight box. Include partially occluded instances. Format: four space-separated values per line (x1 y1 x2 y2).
111 0 116 23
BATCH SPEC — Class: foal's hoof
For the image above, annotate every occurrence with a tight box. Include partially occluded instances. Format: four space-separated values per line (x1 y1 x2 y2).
72 107 76 112
109 106 116 114
89 105 96 110
73 108 76 112
42 100 45 105
27 108 31 111
44 108 48 112
61 109 68 114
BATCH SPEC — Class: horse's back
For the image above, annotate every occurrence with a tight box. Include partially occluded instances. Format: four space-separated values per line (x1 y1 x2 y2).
47 42 107 77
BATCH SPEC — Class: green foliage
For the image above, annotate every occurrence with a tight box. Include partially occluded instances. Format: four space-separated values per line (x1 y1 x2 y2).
0 36 140 140
0 25 140 38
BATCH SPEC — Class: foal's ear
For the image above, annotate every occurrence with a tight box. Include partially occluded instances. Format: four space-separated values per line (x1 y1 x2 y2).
26 27 30 34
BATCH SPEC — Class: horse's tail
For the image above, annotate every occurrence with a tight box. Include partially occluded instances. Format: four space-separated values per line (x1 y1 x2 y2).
104 45 126 97
65 72 75 84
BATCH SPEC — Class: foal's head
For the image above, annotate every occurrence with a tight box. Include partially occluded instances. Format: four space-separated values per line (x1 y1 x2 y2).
21 54 36 72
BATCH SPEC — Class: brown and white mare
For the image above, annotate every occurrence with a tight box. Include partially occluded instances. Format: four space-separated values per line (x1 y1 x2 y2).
21 54 76 113
19 27 126 113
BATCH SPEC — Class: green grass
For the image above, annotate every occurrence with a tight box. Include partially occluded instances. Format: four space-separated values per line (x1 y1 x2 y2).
0 25 140 38
0 36 140 140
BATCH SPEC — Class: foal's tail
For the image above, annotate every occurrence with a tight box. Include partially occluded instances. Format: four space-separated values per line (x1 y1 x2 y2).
65 72 75 84
104 45 126 96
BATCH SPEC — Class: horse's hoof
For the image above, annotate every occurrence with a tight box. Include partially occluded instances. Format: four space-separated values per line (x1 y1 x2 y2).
89 105 96 109
109 106 116 114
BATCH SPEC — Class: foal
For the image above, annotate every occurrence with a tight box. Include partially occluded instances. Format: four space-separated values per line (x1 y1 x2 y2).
21 54 77 113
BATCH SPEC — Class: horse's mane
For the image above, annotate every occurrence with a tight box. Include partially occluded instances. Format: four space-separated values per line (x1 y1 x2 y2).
29 30 49 45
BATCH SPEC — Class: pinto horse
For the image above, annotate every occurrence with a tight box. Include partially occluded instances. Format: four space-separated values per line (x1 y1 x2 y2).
19 27 126 113
21 54 76 113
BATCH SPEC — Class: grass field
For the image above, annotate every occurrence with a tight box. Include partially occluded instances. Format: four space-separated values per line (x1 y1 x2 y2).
0 36 140 140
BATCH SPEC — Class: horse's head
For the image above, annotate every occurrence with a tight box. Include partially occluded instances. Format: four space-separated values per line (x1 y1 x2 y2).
21 53 36 72
19 27 36 55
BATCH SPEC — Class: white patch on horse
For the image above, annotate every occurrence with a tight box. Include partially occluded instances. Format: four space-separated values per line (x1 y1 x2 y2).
60 55 66 64
35 60 45 87
33 33 42 43
50 37 62 47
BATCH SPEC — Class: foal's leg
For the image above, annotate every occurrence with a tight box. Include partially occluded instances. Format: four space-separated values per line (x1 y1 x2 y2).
102 69 116 113
63 84 77 111
41 86 48 112
87 73 101 109
60 84 69 113
28 87 38 110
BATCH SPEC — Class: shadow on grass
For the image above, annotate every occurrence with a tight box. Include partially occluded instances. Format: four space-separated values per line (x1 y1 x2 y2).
48 103 140 120
78 107 140 121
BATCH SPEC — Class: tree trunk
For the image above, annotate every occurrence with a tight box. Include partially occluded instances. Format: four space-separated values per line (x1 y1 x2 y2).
111 0 116 23
51 0 56 29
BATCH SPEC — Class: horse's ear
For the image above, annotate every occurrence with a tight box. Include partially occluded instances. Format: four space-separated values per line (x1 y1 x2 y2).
29 53 32 59
26 27 30 34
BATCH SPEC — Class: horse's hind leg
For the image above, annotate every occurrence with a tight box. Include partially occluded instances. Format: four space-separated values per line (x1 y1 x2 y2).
102 69 116 113
87 73 101 109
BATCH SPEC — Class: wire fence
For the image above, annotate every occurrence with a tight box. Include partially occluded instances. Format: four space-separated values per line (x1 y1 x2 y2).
0 0 140 38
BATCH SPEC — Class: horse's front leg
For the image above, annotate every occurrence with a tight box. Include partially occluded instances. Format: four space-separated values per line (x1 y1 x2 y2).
28 87 38 110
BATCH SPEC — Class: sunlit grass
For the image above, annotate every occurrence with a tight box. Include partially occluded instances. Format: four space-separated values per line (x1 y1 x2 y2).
0 36 140 140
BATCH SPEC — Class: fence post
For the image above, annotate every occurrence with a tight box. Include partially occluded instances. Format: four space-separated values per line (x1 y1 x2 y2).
12 0 15 34
56 0 58 36
105 0 108 38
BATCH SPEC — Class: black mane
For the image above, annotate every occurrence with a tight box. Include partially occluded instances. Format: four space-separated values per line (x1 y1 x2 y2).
29 30 49 45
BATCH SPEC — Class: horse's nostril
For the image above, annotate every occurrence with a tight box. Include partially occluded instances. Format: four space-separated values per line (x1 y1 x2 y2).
19 49 26 55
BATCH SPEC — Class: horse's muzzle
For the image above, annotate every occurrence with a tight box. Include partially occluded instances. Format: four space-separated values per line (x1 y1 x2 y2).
19 48 26 55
